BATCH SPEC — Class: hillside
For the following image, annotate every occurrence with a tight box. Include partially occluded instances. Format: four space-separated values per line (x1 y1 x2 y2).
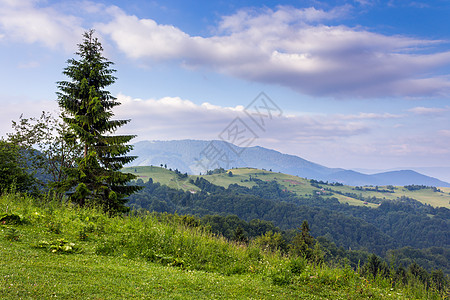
1 193 445 299
128 140 450 187
124 166 449 271
123 166 450 209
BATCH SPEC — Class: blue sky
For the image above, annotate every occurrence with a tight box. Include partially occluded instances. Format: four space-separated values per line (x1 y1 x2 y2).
0 0 449 180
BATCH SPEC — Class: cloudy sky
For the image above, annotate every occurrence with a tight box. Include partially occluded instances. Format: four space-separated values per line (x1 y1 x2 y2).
1 0 449 180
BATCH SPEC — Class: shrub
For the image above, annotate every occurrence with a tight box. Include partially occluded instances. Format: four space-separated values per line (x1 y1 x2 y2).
289 257 307 275
35 238 79 253
3 227 20 241
270 268 292 286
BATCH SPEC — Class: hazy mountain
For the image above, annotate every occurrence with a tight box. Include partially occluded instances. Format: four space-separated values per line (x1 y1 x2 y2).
353 167 450 184
129 140 450 187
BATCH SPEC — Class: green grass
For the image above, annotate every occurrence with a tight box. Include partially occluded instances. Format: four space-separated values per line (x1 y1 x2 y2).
123 166 200 192
125 166 450 208
1 193 444 299
0 242 307 299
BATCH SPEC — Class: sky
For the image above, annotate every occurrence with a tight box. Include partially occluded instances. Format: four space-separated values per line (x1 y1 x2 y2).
0 0 449 181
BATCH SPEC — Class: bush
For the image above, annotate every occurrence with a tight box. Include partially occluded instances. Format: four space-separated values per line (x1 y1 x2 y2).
270 268 292 286
289 257 307 275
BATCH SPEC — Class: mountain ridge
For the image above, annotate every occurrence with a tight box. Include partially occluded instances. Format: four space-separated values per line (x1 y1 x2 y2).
128 139 450 187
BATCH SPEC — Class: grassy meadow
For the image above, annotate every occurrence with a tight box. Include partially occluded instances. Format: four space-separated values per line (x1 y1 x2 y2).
1 193 444 299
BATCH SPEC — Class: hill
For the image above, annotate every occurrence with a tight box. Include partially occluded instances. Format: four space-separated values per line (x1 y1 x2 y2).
123 166 450 209
124 166 450 272
128 140 450 187
1 193 445 299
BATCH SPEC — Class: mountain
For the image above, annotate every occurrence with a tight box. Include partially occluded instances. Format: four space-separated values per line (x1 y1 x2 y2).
353 167 450 184
128 140 450 187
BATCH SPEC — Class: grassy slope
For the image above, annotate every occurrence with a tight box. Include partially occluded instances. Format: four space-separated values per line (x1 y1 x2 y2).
125 166 200 192
123 166 450 209
0 243 307 299
1 194 440 299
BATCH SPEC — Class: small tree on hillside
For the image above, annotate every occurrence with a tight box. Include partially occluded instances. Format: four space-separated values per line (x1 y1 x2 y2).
7 111 82 192
0 140 37 195
290 220 323 263
56 29 140 213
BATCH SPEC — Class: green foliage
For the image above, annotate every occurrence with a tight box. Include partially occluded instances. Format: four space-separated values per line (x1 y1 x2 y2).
0 140 37 195
289 256 307 275
290 220 324 265
7 111 82 193
55 30 140 213
232 225 248 244
388 246 450 274
362 253 390 279
2 227 20 241
290 220 315 258
206 168 226 175
46 221 62 234
35 238 79 253
253 230 286 253
270 268 292 286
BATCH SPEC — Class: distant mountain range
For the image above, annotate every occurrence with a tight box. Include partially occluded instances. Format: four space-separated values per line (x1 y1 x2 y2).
128 140 450 187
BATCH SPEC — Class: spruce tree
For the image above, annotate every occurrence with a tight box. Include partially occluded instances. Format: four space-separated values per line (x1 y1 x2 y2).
290 220 315 260
56 29 140 213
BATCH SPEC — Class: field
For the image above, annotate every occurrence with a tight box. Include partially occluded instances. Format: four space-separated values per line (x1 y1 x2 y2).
123 166 450 209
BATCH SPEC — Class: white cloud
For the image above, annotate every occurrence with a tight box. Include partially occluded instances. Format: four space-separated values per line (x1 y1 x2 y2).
18 60 40 69
0 0 84 51
408 106 450 115
99 5 450 98
439 129 450 137
2 2 450 99
113 93 368 143
109 94 449 170
337 112 403 120
353 0 374 6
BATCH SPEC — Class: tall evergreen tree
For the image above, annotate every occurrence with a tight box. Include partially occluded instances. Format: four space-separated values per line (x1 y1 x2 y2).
56 29 140 213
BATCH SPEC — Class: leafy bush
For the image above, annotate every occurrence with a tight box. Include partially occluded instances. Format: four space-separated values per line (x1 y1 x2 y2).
270 268 292 286
35 238 79 253
289 257 307 275
3 227 20 241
